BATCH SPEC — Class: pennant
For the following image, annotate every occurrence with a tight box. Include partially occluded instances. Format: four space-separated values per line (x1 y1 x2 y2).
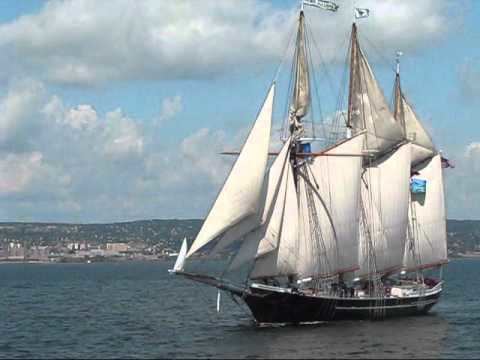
355 8 370 19
303 0 339 12
441 156 455 169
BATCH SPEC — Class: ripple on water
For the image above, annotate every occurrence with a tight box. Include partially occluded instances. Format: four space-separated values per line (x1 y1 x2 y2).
0 260 479 359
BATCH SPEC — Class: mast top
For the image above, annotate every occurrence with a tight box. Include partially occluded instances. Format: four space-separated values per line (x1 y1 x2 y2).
396 51 403 76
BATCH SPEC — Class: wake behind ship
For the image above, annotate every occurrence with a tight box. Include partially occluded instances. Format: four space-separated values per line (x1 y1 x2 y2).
169 0 452 325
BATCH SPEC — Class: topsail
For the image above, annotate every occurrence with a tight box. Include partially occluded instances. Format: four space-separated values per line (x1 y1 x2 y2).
394 75 436 165
291 11 311 121
348 24 404 154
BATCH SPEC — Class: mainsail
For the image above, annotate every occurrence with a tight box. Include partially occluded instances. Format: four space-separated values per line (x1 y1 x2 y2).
358 144 411 277
348 24 404 154
186 84 275 258
295 134 365 279
403 155 448 271
394 74 436 166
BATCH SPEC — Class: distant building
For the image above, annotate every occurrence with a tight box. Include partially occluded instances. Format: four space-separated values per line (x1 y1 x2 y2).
7 242 25 260
28 246 50 261
66 242 88 251
106 243 129 253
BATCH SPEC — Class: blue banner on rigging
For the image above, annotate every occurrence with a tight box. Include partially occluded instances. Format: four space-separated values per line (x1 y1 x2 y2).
411 178 427 194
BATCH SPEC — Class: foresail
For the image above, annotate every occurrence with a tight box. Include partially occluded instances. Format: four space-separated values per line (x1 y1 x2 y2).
186 84 275 258
403 155 447 271
296 134 365 279
250 154 298 278
228 139 292 271
348 24 404 155
172 238 188 273
357 144 411 277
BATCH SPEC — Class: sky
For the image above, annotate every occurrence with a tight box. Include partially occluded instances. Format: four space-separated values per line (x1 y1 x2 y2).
0 0 479 223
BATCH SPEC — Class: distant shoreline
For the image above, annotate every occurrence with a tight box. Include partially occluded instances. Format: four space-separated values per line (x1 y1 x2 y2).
0 257 478 266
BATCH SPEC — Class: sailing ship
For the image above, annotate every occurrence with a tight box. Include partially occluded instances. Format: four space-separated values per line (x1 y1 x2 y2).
169 0 451 324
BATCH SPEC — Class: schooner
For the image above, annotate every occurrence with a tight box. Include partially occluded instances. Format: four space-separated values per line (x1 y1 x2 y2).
169 0 450 324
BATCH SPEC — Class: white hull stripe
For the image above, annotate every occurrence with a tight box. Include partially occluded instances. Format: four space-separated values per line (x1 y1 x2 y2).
336 299 438 311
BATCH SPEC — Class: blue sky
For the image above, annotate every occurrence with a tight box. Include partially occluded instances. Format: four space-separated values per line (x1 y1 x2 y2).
0 0 479 222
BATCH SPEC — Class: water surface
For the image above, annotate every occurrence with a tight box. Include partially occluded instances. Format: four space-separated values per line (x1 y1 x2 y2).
0 259 478 359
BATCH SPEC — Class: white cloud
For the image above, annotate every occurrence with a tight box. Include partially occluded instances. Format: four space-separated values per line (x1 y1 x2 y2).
180 128 231 186
102 109 144 159
64 104 98 130
0 0 460 86
465 142 480 158
159 95 182 123
0 152 43 193
0 79 239 221
0 79 46 151
443 142 480 220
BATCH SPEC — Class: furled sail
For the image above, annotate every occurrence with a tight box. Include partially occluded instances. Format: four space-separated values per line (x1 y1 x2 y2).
291 11 311 121
403 155 448 271
357 144 411 277
227 138 294 272
348 24 404 155
186 84 275 258
394 75 436 166
295 134 365 279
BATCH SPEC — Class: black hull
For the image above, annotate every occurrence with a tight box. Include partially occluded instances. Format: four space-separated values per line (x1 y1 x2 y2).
243 287 441 324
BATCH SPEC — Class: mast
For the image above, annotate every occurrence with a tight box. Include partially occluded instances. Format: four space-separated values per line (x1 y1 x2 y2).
347 23 360 131
393 52 406 136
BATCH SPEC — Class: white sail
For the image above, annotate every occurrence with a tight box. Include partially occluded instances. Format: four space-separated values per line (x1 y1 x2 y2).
295 134 365 279
403 98 436 165
292 11 311 120
186 84 275 258
349 25 404 154
394 75 436 165
228 139 293 272
249 155 299 278
169 238 188 273
403 155 448 271
358 144 411 277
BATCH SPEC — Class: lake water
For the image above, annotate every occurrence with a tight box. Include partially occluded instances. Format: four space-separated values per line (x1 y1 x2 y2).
0 259 479 359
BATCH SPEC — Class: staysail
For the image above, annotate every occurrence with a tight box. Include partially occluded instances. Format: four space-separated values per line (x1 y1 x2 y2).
357 144 411 277
168 237 188 273
394 75 436 165
403 155 448 271
249 162 298 278
186 84 275 258
348 24 404 155
227 138 295 273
